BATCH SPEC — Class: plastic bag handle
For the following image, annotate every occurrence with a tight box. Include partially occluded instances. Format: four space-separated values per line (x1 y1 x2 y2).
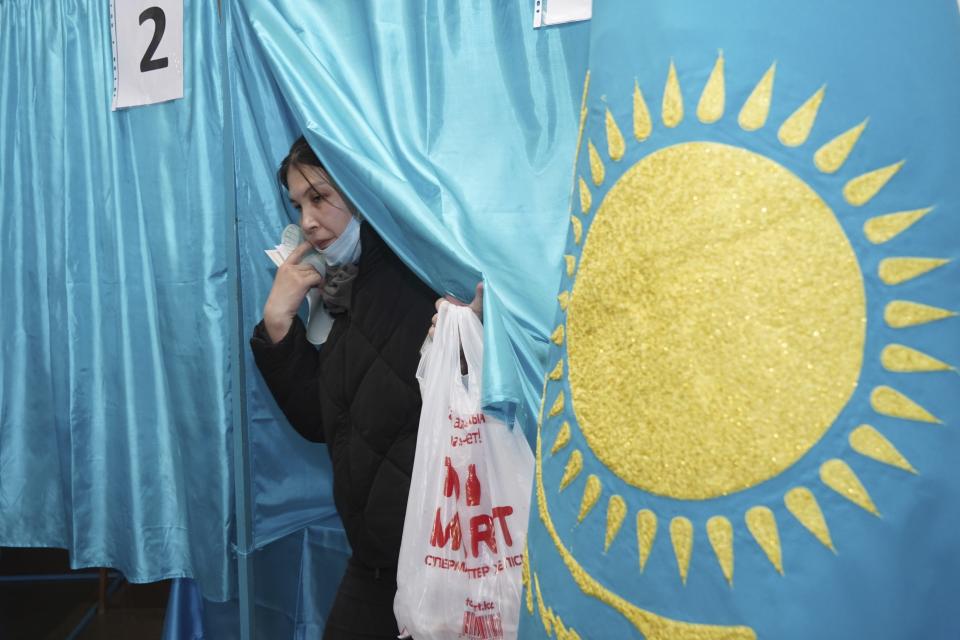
426 304 484 390
454 305 484 379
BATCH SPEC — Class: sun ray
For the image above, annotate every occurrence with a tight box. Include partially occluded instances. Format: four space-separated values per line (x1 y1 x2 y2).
879 257 949 285
605 108 626 161
738 62 776 131
784 487 835 551
670 517 694 584
534 597 571 639
662 60 684 128
633 79 652 141
871 386 941 423
814 119 868 173
706 516 734 586
820 459 880 516
565 254 577 277
863 207 932 244
559 449 583 491
881 344 953 372
557 290 571 311
578 177 592 214
534 574 552 636
697 51 725 124
548 605 576 640
523 547 533 613
571 216 583 245
605 495 627 551
637 509 657 572
548 359 564 381
885 300 956 328
843 160 904 206
777 85 826 147
551 324 565 346
534 574 576 639
577 475 602 522
850 425 916 473
551 421 571 456
547 390 565 419
745 507 783 574
588 140 605 185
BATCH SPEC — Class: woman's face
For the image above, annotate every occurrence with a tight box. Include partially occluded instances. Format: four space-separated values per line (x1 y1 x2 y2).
286 164 352 250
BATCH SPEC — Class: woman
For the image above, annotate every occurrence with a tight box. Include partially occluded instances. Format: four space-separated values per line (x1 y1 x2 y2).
251 136 479 639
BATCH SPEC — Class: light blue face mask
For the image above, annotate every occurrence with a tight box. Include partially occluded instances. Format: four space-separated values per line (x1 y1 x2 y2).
321 216 362 267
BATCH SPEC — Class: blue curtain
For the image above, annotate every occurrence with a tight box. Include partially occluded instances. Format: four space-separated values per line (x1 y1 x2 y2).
2 0 589 634
227 0 343 551
163 522 351 640
234 0 589 427
218 0 588 634
0 0 235 600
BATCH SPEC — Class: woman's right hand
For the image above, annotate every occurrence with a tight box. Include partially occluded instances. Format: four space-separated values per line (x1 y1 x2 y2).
263 241 325 343
428 282 483 338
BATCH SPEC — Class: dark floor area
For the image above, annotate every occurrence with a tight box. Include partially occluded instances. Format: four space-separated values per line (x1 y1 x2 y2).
0 547 169 640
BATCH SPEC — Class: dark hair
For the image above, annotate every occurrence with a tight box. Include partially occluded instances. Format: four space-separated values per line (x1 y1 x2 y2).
277 135 361 220
277 135 326 191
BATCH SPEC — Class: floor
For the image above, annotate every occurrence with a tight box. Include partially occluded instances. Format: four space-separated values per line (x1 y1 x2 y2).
0 548 170 640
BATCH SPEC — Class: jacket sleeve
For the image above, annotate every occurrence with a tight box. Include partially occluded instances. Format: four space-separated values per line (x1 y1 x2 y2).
249 317 326 443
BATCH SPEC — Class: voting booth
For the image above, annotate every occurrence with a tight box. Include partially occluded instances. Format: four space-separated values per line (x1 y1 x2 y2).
2 1 959 638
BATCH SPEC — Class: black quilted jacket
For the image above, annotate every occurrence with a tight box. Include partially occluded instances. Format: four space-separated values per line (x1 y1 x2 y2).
250 223 437 570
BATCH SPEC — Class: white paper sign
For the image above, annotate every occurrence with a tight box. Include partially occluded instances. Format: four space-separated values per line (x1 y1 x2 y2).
533 0 592 28
110 0 184 110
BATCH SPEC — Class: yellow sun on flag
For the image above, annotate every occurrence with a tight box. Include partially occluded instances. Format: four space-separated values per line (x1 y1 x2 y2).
530 52 954 640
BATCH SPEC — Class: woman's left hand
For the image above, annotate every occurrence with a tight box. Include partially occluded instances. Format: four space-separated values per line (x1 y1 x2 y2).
429 282 483 338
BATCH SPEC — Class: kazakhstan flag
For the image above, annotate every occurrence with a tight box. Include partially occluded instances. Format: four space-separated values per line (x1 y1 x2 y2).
522 1 960 638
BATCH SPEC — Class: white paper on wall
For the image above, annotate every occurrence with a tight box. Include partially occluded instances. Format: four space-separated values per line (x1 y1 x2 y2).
111 0 184 110
533 0 592 28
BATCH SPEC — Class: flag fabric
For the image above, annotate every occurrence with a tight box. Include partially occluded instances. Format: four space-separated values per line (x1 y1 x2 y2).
522 2 960 638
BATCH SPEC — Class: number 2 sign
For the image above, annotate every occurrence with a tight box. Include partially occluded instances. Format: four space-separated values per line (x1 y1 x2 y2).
110 0 183 110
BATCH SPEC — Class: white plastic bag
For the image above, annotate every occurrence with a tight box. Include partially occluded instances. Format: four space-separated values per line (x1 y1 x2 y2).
395 303 534 640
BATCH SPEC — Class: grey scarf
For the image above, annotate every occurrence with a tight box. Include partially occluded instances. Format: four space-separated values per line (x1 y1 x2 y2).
321 262 359 314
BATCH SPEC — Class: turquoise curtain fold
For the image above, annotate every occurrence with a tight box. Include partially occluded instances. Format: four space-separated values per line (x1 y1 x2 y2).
220 1 587 633
1 0 589 624
226 0 343 551
0 0 235 600
163 520 351 640
522 2 960 639
235 0 589 427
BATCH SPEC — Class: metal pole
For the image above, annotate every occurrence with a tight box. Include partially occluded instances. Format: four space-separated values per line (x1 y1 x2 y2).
220 1 256 638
